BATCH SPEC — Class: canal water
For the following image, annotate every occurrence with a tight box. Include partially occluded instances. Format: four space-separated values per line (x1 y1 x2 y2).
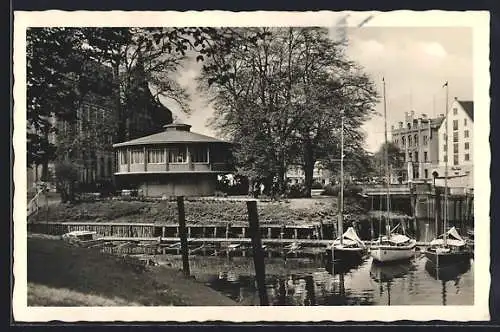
155 253 474 306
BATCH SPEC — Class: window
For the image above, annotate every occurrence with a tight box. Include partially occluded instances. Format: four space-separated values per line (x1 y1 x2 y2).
453 108 458 115
414 134 418 147
453 154 459 165
424 169 429 178
190 145 208 163
402 137 406 146
443 144 447 152
443 154 448 162
168 146 187 163
131 149 143 164
453 131 459 142
414 152 419 162
147 149 165 164
408 136 412 147
408 152 412 161
423 135 428 146
465 154 470 161
453 143 459 154
464 118 467 126
453 119 459 130
443 133 447 140
120 150 128 164
464 142 469 150
407 123 411 130
424 151 428 162
464 130 469 138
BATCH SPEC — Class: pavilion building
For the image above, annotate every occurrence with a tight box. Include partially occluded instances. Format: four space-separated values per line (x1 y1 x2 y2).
113 123 232 197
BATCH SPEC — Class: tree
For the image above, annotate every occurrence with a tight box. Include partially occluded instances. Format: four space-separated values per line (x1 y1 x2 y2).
373 142 406 183
27 27 240 199
199 27 378 196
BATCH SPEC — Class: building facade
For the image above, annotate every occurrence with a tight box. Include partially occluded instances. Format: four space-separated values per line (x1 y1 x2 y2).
437 98 474 189
113 123 233 197
286 162 332 186
391 110 444 182
27 59 173 193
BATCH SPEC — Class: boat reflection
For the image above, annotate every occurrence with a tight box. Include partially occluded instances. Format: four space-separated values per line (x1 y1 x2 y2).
369 260 414 305
425 259 471 281
424 259 471 305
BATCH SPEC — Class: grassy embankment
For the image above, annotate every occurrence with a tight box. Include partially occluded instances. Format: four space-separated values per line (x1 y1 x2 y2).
30 196 368 225
27 235 238 306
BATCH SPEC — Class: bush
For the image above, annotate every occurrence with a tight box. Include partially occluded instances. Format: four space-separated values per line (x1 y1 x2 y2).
321 184 363 197
285 183 309 198
311 181 324 189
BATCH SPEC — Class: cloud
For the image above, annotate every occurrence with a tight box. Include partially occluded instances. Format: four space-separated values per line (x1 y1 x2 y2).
420 41 448 58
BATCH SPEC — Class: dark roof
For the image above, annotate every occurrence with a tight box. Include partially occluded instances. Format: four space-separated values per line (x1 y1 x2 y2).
113 124 230 147
458 101 474 121
430 117 445 128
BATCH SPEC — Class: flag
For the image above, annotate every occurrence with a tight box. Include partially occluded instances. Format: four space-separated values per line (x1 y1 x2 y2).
442 81 448 88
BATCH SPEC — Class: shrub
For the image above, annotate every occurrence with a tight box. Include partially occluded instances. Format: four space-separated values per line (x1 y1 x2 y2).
321 184 363 197
311 181 324 189
285 183 309 198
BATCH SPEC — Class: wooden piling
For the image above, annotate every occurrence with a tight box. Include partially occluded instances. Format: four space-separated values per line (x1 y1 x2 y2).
247 200 269 306
177 196 190 277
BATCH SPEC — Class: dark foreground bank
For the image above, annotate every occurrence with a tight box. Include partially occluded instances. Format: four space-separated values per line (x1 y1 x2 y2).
27 234 238 306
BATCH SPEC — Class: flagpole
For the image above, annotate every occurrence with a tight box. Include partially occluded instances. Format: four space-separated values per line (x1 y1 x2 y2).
383 77 390 237
443 81 449 246
339 109 344 246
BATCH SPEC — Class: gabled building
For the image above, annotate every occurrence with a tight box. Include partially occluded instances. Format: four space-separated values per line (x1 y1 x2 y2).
437 98 474 188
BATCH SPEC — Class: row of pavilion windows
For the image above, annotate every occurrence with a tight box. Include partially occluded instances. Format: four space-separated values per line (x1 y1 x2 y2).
118 145 224 165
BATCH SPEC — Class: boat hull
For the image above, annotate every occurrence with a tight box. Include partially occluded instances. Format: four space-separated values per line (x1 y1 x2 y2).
325 246 366 264
424 248 471 266
370 242 417 263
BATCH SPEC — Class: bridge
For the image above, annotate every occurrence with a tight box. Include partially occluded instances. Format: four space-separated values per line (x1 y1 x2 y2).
362 184 412 196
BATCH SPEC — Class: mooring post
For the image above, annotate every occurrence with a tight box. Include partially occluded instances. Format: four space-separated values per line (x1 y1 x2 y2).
177 196 190 277
247 200 269 306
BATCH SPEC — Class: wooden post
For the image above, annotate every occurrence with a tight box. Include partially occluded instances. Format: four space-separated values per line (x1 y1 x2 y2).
247 200 269 306
319 221 324 240
177 196 190 277
225 223 230 238
267 227 272 239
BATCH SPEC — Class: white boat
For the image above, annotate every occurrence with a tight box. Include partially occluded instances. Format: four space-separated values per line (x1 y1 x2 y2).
369 77 417 263
370 233 417 263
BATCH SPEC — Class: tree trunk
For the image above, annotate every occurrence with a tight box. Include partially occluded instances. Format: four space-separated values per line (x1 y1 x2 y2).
248 177 254 197
41 160 49 182
303 140 314 198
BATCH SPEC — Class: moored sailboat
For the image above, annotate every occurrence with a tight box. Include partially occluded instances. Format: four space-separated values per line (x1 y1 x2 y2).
424 81 472 266
325 110 366 265
370 77 417 263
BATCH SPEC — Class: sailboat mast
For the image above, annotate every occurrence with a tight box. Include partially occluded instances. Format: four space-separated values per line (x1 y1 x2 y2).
339 110 344 245
444 82 449 246
383 77 390 236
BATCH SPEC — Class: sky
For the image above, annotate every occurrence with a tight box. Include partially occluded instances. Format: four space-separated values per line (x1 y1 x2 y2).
159 26 473 153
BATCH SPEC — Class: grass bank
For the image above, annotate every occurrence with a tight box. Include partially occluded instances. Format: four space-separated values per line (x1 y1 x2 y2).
30 196 368 225
27 235 238 306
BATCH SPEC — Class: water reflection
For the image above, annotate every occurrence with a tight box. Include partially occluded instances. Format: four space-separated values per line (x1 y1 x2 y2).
369 261 413 305
155 253 473 306
424 259 472 306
